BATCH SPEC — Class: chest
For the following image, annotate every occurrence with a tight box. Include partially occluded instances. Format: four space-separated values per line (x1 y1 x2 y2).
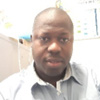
14 78 87 100
31 79 86 100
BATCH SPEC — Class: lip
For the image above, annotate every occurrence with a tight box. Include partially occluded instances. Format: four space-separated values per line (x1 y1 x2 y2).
45 58 63 68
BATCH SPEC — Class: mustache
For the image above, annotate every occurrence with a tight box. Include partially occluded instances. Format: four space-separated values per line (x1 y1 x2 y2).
44 55 64 62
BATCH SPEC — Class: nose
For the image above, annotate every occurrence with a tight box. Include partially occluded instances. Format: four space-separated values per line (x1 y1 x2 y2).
48 42 61 54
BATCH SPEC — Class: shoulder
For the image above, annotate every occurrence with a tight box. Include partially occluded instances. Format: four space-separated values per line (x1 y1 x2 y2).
0 69 27 85
70 62 88 77
86 63 100 99
0 68 29 87
0 70 26 99
69 62 88 88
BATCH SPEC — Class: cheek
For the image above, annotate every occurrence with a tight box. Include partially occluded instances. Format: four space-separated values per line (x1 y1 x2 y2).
32 44 41 59
32 42 46 61
63 44 73 59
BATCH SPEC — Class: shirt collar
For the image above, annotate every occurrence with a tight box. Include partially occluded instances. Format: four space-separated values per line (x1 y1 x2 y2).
23 61 49 88
23 61 84 89
62 63 71 81
70 62 87 85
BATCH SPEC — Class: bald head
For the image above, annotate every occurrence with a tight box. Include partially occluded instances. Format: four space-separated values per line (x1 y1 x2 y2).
31 7 74 81
33 7 73 33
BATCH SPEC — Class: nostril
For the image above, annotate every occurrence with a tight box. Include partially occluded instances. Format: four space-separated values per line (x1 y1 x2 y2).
49 51 60 56
48 42 61 53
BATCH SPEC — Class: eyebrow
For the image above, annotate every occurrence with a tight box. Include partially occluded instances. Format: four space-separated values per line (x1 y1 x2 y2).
41 32 50 36
43 32 68 34
59 32 69 36
61 32 68 35
40 31 70 36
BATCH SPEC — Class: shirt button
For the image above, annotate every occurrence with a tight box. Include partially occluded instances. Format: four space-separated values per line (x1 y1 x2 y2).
57 91 61 95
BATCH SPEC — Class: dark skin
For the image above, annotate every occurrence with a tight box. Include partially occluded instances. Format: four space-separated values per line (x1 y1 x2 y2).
32 8 74 87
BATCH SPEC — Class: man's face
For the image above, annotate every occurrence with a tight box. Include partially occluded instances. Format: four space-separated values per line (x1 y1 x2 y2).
32 14 73 77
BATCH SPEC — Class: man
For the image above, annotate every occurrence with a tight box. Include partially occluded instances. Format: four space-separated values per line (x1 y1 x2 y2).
0 7 99 100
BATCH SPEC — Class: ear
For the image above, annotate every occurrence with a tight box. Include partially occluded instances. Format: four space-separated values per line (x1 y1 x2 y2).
30 35 33 47
30 35 32 42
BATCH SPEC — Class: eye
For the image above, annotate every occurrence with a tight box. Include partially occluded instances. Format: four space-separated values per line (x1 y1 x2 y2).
60 38 69 43
39 36 49 42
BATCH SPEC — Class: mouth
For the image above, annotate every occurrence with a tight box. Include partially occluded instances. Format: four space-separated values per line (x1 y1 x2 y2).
45 58 63 68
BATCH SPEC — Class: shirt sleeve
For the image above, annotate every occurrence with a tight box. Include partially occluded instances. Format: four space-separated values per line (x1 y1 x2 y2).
0 92 5 100
0 73 21 100
0 82 10 100
86 68 100 100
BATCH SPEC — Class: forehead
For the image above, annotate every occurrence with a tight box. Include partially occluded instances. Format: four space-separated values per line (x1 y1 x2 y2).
34 9 73 28
33 25 73 39
33 9 73 36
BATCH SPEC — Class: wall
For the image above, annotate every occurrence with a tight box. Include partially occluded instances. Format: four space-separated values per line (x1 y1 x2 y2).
0 34 32 82
72 37 100 72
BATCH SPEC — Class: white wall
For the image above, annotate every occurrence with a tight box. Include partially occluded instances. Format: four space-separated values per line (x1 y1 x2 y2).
72 37 100 72
0 33 32 82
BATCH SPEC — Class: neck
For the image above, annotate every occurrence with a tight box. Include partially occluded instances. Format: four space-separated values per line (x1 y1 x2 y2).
35 67 66 87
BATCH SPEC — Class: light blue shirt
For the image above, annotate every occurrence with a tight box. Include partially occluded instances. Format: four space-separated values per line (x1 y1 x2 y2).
0 62 99 100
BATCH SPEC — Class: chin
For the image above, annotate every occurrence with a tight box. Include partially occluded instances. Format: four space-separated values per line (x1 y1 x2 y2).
45 69 64 77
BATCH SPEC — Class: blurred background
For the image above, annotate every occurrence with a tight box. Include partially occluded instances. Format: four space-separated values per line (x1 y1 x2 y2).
0 0 100 82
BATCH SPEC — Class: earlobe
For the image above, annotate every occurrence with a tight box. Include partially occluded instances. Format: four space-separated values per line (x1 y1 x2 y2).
29 35 33 48
30 35 32 42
